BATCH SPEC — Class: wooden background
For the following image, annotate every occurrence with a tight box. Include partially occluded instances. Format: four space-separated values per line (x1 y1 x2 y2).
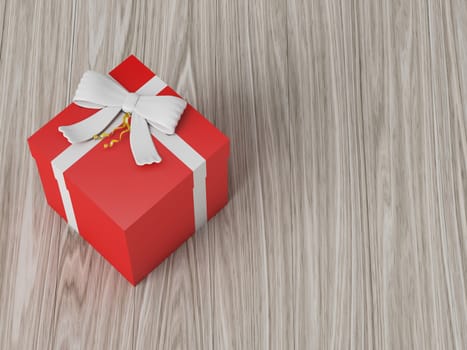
1 0 467 349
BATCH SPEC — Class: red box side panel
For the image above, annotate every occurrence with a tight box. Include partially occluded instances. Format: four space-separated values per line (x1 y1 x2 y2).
66 180 136 284
125 178 195 284
206 143 230 219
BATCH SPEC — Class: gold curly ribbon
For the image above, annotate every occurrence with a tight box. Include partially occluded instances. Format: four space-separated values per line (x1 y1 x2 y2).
93 113 131 148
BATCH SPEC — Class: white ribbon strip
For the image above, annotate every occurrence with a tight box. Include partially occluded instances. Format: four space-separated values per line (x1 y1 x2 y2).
51 75 207 232
151 128 207 230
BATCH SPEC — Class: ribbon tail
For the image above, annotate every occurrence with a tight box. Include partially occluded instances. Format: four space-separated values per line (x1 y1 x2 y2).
129 113 162 165
58 106 121 143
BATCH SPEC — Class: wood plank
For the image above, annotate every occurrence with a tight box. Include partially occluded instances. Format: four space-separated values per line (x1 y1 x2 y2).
358 0 467 348
212 0 291 349
0 0 7 55
288 0 372 348
0 0 74 348
47 1 137 349
131 2 215 349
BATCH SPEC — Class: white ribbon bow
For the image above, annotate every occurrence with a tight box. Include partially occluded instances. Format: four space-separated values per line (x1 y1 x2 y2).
58 71 187 165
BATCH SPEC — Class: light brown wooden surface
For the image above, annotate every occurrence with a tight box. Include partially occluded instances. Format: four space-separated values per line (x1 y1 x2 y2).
1 0 466 349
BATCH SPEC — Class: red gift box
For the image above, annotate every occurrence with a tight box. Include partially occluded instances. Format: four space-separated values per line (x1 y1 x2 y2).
28 55 229 285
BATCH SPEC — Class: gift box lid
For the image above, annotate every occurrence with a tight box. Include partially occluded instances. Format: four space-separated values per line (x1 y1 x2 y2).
28 55 229 230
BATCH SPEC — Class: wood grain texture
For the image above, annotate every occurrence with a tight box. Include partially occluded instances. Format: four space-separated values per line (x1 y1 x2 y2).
0 0 466 349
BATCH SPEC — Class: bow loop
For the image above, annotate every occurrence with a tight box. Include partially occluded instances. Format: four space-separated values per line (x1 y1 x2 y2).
59 71 187 165
122 93 139 113
73 71 128 108
136 95 187 134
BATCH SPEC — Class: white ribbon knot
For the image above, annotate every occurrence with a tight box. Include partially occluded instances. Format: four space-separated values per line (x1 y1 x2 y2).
122 93 139 113
58 71 187 165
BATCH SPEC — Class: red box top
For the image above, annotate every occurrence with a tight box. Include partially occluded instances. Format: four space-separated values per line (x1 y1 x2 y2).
28 55 229 229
